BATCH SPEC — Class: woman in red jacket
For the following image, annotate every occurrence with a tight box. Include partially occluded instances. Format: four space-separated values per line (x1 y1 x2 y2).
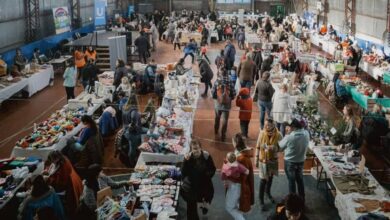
45 151 83 218
236 87 253 138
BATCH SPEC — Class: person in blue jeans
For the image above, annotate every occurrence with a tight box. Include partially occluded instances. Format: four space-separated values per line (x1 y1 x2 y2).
279 118 310 202
253 71 275 129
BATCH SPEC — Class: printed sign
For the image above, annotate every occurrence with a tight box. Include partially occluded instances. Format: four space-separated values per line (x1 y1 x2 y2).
95 0 107 27
52 7 71 34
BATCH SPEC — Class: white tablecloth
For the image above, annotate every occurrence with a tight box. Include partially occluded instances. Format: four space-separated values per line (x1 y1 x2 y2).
25 65 54 97
359 61 386 80
0 78 29 103
11 97 103 160
310 144 389 220
310 33 338 56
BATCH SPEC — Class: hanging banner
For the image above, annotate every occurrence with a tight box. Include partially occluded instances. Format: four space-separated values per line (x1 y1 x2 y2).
128 5 135 17
52 7 71 34
94 0 107 27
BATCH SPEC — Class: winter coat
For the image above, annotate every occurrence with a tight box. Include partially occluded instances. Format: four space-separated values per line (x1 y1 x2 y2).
181 151 216 203
47 158 83 217
18 187 65 220
113 66 128 88
252 51 263 71
238 59 256 82
199 59 214 82
224 43 236 63
75 132 104 169
236 148 254 213
272 91 293 123
236 88 253 121
134 35 150 53
99 110 119 136
254 80 275 102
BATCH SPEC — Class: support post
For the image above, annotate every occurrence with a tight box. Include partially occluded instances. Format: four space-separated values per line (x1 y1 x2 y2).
24 0 40 43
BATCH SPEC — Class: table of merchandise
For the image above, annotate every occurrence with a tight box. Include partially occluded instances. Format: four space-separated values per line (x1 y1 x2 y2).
0 65 54 103
309 144 390 220
345 84 390 110
245 33 261 48
359 61 387 80
24 65 54 97
48 55 73 72
0 158 44 210
310 33 338 56
11 92 105 160
0 78 29 103
138 69 200 162
180 32 202 44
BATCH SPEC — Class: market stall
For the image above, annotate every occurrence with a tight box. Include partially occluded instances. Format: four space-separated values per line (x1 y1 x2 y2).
0 78 29 103
310 32 339 56
310 144 390 220
11 92 106 160
0 157 44 210
137 69 200 162
359 59 388 80
24 64 54 96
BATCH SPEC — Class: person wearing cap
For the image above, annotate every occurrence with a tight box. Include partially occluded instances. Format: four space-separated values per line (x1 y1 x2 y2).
278 118 310 201
253 71 275 130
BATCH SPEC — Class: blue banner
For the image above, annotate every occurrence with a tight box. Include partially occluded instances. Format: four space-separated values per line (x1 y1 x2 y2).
94 0 107 27
128 5 134 17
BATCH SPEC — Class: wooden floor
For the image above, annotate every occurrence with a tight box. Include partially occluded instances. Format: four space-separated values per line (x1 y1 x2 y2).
0 39 389 183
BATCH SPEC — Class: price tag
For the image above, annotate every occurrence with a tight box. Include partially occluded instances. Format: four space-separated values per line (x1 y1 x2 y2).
330 127 337 135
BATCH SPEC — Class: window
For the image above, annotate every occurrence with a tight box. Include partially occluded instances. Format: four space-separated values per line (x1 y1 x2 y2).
217 0 251 3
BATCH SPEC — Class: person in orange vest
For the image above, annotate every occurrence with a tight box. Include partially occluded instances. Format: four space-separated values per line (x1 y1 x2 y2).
85 46 97 63
74 47 86 83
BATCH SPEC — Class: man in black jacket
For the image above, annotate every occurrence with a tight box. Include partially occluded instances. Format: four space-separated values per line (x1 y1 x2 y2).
253 71 275 130
134 31 151 64
81 59 100 91
252 46 263 83
198 58 214 97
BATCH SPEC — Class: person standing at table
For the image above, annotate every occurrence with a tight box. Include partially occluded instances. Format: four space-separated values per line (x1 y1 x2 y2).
14 48 27 71
63 60 77 100
150 21 159 52
0 54 7 76
279 118 310 202
74 47 86 85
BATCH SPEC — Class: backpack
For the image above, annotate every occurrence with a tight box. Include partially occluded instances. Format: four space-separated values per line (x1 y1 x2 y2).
216 81 231 105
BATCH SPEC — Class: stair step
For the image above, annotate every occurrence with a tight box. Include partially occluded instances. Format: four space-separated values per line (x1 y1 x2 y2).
98 57 110 61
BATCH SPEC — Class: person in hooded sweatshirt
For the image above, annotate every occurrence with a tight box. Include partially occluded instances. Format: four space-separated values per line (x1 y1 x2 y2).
236 87 253 138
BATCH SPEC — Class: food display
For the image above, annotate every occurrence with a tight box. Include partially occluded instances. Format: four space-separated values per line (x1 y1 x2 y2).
129 164 181 215
15 108 86 149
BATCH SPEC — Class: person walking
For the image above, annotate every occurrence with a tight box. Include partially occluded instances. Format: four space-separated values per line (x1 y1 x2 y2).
221 152 249 220
134 31 151 64
212 67 236 141
63 60 77 101
255 119 283 211
198 58 214 97
253 71 275 130
233 133 255 214
272 84 293 136
181 139 216 220
224 40 236 71
279 118 310 202
237 53 256 90
183 38 197 64
150 22 159 51
236 88 253 138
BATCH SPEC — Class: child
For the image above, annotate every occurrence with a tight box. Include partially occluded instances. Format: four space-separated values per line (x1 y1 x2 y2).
200 42 211 64
173 31 182 51
230 66 238 85
235 87 253 138
221 152 249 220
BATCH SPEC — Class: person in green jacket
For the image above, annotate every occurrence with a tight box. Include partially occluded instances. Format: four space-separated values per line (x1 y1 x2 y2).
63 60 77 100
